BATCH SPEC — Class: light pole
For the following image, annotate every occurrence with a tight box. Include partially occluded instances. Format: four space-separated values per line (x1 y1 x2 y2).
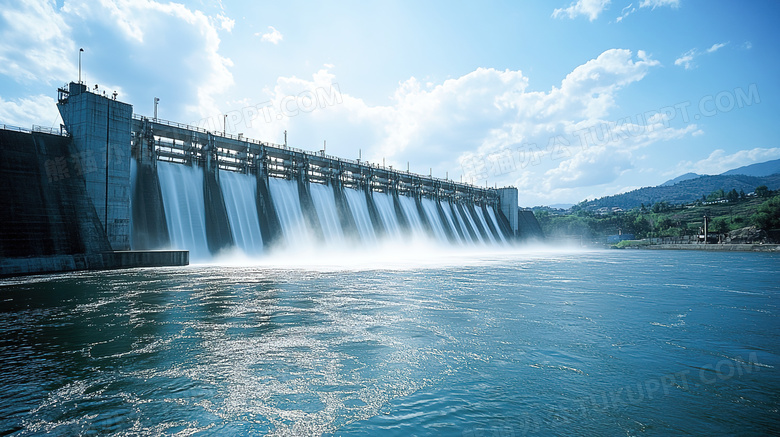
223 114 227 136
154 97 159 120
78 48 84 84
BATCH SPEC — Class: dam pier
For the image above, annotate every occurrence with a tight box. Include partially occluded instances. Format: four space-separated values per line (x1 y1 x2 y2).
1 82 529 276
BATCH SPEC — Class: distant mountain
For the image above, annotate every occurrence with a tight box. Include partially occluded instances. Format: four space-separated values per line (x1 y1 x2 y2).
660 172 701 187
721 158 780 177
579 173 780 211
548 203 574 210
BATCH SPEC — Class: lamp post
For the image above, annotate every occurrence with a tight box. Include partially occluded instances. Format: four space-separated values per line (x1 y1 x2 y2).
154 97 159 120
78 48 84 84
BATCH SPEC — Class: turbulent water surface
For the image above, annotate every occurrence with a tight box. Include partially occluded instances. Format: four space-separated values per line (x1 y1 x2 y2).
1 249 778 435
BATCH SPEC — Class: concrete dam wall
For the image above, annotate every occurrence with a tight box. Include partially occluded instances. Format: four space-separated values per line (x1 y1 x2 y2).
0 126 188 277
1 82 522 274
0 128 110 258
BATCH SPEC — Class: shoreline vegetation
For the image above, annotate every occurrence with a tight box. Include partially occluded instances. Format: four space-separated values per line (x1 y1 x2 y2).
535 186 780 252
614 240 780 252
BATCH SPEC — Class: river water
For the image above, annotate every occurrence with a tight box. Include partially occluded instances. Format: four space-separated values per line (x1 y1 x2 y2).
1 248 777 436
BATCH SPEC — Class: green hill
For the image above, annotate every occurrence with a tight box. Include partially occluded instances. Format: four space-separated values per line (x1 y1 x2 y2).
721 158 780 177
580 174 780 211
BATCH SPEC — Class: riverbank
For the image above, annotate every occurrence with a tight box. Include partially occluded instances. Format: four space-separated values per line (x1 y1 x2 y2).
642 243 780 252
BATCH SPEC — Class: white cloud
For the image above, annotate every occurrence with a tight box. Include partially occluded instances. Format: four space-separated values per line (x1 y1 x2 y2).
674 49 696 69
258 26 283 44
618 0 678 21
0 94 61 128
674 148 780 175
553 0 611 21
675 41 728 70
59 0 234 121
0 0 75 84
216 13 235 32
639 0 680 9
0 1 235 123
616 4 636 22
706 42 727 53
223 49 695 205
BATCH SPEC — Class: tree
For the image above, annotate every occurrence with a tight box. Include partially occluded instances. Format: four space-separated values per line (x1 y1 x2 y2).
752 196 780 230
755 185 770 198
726 189 739 202
534 210 552 232
711 218 729 235
706 189 725 202
631 215 651 237
657 217 674 230
652 201 670 213
739 189 746 199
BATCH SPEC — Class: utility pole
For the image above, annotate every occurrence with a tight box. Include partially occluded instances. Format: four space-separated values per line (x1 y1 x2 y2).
223 114 227 136
78 48 84 84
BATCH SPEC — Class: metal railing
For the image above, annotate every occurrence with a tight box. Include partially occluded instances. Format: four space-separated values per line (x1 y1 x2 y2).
132 113 498 194
1 123 67 137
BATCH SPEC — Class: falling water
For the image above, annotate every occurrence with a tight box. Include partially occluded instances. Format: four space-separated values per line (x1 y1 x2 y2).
420 198 449 243
449 203 475 244
474 206 497 244
156 161 210 260
343 187 377 244
144 162 512 256
268 177 311 247
220 171 263 255
372 191 402 239
439 200 462 245
485 206 507 244
309 182 345 246
129 159 137 248
460 204 484 244
398 195 426 239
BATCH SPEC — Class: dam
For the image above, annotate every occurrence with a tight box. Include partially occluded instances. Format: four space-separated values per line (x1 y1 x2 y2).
1 82 526 275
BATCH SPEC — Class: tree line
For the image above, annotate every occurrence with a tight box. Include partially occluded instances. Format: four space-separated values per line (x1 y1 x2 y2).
535 186 780 241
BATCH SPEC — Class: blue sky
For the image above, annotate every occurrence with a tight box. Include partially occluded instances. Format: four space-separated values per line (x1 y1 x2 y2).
1 0 778 206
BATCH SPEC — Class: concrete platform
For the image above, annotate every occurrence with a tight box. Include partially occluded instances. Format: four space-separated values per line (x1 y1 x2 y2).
0 250 188 278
